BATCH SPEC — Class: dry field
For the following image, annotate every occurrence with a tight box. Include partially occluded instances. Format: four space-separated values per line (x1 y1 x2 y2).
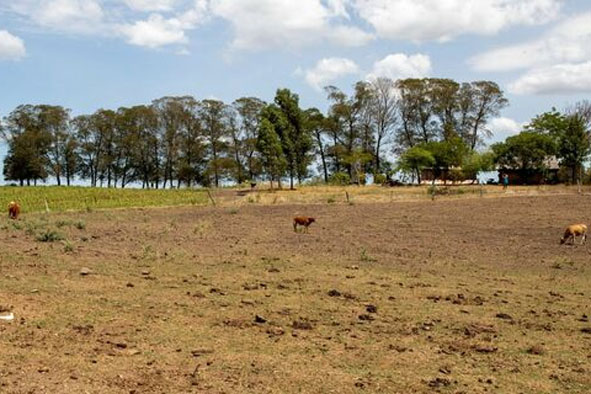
1 192 591 393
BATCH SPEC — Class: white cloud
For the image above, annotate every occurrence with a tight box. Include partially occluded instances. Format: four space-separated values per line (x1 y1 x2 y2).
123 0 179 12
0 30 26 61
471 12 591 72
210 0 373 50
9 0 105 34
489 117 524 140
471 12 591 95
368 53 432 80
509 62 591 95
119 14 188 47
4 0 209 49
303 57 360 90
352 0 562 42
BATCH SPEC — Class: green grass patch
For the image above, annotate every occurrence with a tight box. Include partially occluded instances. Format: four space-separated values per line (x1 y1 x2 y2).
0 186 209 213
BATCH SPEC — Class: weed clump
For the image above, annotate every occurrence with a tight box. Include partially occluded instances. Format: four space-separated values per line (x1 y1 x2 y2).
36 229 65 243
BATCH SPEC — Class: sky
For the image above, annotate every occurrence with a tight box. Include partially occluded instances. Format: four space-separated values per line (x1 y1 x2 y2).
1 0 591 181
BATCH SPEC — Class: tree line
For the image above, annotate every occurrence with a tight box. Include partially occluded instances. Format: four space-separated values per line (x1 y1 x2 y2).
491 102 591 184
1 77 510 188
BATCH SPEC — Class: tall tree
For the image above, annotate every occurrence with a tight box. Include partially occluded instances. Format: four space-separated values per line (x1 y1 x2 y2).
199 99 230 187
558 115 591 183
368 77 398 174
256 118 286 189
39 105 71 186
153 96 194 188
273 89 313 188
233 97 265 181
305 108 330 183
463 81 508 150
1 105 52 185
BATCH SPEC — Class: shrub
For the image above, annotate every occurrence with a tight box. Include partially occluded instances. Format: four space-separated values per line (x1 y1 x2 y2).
329 172 350 186
373 174 387 185
36 230 65 242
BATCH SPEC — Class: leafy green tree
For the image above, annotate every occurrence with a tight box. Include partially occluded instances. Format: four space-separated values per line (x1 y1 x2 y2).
492 132 556 172
153 96 196 188
462 151 495 182
558 115 591 183
305 108 330 183
199 99 231 188
462 81 508 150
1 105 52 185
256 118 286 189
397 146 435 184
116 106 160 189
63 135 79 186
423 137 470 183
39 105 71 186
233 97 266 182
273 89 313 188
524 109 591 183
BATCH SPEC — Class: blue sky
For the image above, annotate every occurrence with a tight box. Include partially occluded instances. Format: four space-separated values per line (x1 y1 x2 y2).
1 0 591 155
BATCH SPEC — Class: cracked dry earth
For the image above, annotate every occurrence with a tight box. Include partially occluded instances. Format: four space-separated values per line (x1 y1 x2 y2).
0 194 590 393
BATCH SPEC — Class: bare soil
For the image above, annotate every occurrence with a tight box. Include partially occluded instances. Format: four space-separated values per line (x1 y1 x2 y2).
1 194 591 393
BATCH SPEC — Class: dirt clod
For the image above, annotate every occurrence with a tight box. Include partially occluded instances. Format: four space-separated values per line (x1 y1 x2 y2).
254 315 267 324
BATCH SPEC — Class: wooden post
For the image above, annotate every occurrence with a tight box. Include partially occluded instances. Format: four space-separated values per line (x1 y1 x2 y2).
44 199 50 213
207 190 216 207
345 191 350 203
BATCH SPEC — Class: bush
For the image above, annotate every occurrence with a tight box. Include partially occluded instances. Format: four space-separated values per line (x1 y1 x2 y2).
373 174 387 185
36 230 65 242
329 172 350 186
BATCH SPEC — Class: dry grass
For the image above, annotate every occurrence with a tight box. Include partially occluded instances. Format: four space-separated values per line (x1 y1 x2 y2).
0 194 590 393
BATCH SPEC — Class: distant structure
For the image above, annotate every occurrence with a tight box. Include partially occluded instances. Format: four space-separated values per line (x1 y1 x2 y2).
498 157 560 185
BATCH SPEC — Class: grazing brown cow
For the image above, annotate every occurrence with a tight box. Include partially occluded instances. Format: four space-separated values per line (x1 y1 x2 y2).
8 201 20 220
293 216 315 233
560 223 587 245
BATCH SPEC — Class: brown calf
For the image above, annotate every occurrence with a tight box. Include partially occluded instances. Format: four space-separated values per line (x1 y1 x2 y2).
293 216 315 233
8 201 20 220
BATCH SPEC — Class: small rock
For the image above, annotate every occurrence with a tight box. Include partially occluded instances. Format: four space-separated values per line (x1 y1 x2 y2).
366 304 378 314
126 283 134 288
474 345 498 353
254 315 267 324
38 367 50 373
327 289 341 297
292 320 313 330
527 345 545 355
80 267 91 276
581 327 591 334
496 313 513 320
428 377 451 388
439 366 452 375
358 314 375 321
141 270 150 276
266 327 285 336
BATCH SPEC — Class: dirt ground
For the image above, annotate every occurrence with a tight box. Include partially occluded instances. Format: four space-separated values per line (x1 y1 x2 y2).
1 194 591 393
